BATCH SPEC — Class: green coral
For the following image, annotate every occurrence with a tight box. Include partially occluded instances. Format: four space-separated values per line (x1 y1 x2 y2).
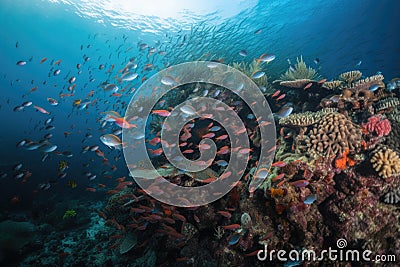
280 56 320 80
62 209 77 220
231 59 269 88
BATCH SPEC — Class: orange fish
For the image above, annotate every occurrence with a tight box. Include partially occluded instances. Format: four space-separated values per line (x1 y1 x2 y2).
318 78 327 84
53 59 62 65
290 180 309 187
152 110 171 117
87 90 94 97
30 86 38 93
276 94 286 101
304 82 313 90
40 57 47 64
220 171 232 180
271 90 281 98
271 161 286 167
34 105 50 114
272 173 285 182
86 187 97 192
198 177 216 184
217 211 232 219
222 224 241 230
110 116 137 128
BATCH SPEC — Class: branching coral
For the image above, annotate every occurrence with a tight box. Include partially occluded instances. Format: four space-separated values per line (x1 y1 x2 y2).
375 97 400 113
303 112 363 157
370 146 400 178
279 108 338 128
338 70 362 85
385 120 400 152
322 80 343 90
280 56 320 81
383 187 400 204
350 74 384 91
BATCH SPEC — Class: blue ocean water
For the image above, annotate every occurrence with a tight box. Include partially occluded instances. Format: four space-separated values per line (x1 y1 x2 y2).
0 0 399 265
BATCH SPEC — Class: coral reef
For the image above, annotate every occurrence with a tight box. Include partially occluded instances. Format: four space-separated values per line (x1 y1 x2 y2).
0 220 36 262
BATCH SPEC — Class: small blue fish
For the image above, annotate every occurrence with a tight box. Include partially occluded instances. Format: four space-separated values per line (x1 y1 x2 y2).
355 60 362 67
369 84 379 92
276 106 293 119
247 114 255 119
252 71 265 79
386 82 396 91
215 160 228 167
209 126 221 132
228 233 241 246
304 194 317 204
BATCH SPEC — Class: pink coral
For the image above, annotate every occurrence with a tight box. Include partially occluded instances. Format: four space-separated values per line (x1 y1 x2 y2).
362 115 391 137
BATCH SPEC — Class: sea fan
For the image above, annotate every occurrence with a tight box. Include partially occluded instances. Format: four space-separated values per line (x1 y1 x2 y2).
280 56 320 81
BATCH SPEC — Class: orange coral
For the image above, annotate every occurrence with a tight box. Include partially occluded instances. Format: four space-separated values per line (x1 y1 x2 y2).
334 148 356 170
270 188 285 198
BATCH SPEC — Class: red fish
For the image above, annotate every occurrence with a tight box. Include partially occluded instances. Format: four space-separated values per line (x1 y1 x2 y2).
148 148 163 156
276 94 286 101
217 146 230 155
271 90 281 98
40 57 47 64
290 180 309 187
86 187 97 192
215 134 228 140
272 173 285 182
318 78 327 84
220 171 232 180
202 133 215 138
148 137 161 146
271 161 286 167
222 224 241 230
217 211 232 219
152 110 171 117
304 82 313 90
34 105 50 114
110 116 136 128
